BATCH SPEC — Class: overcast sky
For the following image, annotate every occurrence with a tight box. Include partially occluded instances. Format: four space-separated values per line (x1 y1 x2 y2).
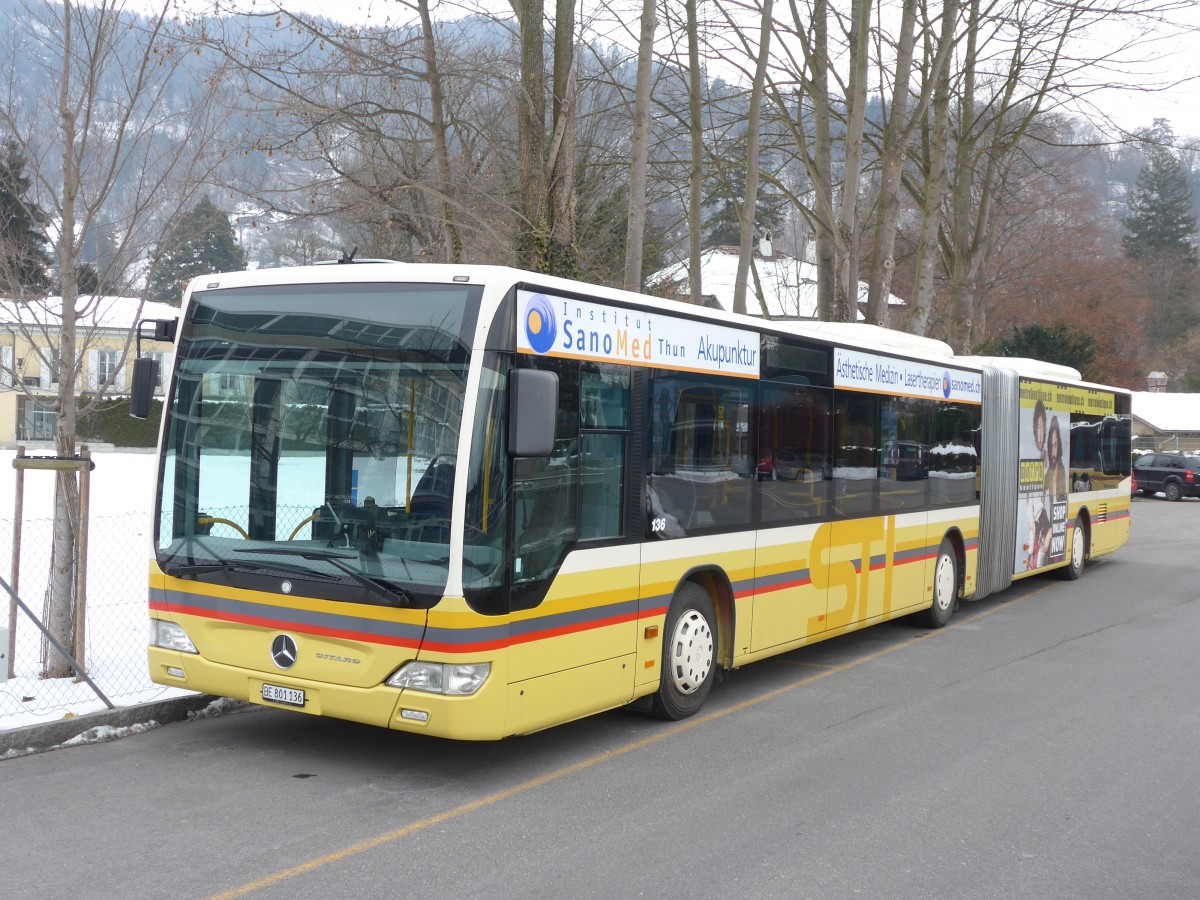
162 0 1200 141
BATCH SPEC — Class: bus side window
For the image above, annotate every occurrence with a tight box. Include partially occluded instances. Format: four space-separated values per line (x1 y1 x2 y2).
758 382 832 524
579 366 629 541
648 375 753 534
580 433 625 540
834 392 880 518
928 403 981 507
511 356 580 593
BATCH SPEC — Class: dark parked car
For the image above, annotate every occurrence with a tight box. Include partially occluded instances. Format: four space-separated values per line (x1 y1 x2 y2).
1132 451 1200 501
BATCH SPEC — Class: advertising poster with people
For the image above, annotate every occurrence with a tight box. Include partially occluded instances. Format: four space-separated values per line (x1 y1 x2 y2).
1015 379 1116 573
1016 380 1070 572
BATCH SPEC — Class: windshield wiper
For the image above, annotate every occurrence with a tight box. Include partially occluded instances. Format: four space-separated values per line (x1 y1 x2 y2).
162 557 341 582
237 547 414 607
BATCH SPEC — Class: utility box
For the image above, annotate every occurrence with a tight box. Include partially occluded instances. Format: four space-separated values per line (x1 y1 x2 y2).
0 627 8 683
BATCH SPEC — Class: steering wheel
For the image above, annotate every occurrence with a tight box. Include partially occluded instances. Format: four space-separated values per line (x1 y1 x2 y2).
197 516 249 539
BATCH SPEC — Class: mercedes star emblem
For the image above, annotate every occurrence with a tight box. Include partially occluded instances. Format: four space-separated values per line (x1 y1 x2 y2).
271 634 298 669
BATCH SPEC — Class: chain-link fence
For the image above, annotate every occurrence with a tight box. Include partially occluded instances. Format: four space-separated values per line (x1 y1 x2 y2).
2 511 189 729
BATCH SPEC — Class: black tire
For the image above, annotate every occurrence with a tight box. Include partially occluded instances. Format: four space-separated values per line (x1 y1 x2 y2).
915 538 958 628
1057 515 1087 580
1164 481 1182 502
651 583 718 720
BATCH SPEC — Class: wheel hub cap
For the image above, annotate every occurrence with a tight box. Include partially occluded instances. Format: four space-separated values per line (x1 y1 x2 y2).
668 609 714 695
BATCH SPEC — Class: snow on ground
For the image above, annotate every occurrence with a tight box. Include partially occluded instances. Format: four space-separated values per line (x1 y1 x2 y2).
0 447 194 732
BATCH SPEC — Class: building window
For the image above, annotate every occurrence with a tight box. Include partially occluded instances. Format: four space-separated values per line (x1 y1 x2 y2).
96 350 121 386
32 406 55 439
18 398 56 441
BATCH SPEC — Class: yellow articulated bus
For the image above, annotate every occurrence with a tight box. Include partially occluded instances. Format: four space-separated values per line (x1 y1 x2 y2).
131 263 1131 740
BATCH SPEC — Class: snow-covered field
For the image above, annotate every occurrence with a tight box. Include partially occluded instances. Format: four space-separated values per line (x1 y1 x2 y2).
0 447 190 732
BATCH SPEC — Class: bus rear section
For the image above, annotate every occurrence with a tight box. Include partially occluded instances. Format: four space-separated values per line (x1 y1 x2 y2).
968 359 1131 601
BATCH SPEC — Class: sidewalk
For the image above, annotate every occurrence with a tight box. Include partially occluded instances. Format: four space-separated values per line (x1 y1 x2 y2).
1 693 233 758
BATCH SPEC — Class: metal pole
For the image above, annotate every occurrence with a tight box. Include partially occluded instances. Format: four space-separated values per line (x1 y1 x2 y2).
7 445 23 680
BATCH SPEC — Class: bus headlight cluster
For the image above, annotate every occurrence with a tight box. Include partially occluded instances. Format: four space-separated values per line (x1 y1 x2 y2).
150 619 198 654
387 661 490 696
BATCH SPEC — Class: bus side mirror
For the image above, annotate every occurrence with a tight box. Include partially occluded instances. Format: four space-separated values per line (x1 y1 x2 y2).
508 368 557 457
129 356 158 420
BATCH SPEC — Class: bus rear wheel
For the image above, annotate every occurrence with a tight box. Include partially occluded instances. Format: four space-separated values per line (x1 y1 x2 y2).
915 538 958 628
651 583 717 720
1057 515 1087 580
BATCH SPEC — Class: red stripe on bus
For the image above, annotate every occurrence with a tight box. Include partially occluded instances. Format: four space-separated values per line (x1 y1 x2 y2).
153 599 672 655
152 599 424 650
421 609 646 654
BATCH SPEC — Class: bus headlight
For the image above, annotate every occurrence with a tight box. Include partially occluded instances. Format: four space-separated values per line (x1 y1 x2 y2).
150 619 198 654
386 661 490 696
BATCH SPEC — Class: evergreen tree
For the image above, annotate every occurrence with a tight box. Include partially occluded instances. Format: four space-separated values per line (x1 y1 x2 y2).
1122 134 1198 265
1121 123 1200 347
0 138 53 295
702 151 788 249
981 323 1098 379
148 196 245 302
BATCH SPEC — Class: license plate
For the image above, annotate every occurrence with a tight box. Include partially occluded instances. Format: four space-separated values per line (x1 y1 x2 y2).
262 683 305 707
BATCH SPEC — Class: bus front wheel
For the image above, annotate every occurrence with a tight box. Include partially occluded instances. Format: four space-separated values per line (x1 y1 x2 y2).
915 538 958 628
651 583 717 720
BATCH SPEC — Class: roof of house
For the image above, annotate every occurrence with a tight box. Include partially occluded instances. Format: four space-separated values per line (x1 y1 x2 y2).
1132 391 1200 433
648 247 904 320
0 295 180 332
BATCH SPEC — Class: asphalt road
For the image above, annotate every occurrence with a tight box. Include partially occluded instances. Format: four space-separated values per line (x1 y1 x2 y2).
5 496 1198 900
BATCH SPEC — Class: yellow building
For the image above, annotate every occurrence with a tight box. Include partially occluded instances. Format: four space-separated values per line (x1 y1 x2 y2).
0 295 179 445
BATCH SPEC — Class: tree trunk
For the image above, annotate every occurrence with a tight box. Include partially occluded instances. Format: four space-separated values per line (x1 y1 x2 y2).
417 0 462 263
906 5 954 337
623 0 657 292
866 0 958 328
809 0 836 321
44 0 79 678
831 0 871 323
864 0 918 325
945 0 979 352
546 0 578 278
513 0 546 270
733 0 774 317
686 0 704 305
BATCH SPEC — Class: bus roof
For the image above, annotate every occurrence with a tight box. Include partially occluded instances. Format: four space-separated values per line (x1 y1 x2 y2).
184 264 1125 392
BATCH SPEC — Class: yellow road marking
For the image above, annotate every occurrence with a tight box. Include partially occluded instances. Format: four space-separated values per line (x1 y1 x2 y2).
776 660 841 668
211 580 1054 899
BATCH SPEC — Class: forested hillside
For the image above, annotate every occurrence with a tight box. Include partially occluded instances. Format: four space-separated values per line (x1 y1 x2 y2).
2 0 1198 389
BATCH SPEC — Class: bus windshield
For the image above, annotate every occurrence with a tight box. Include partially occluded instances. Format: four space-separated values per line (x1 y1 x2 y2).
154 281 483 608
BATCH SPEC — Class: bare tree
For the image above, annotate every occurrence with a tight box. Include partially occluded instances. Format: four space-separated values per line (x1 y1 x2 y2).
685 0 706 303
418 0 464 262
904 16 955 337
547 0 580 276
862 0 957 324
767 0 847 320
0 0 227 676
622 0 657 292
729 0 773 316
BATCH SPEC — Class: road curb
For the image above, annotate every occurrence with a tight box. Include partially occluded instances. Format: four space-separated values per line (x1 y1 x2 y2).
1 693 230 758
